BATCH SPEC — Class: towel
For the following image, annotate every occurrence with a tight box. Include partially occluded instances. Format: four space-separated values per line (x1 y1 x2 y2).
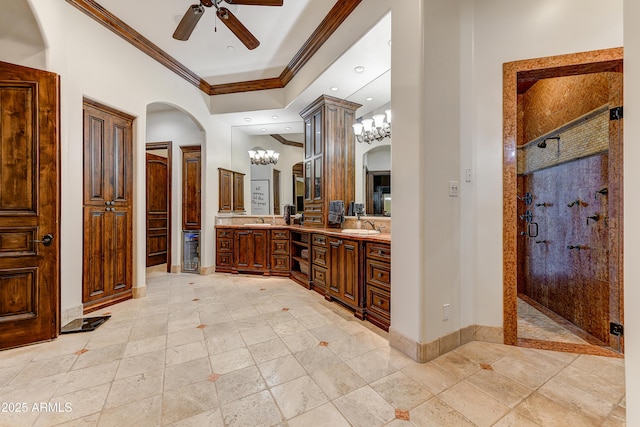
328 200 345 225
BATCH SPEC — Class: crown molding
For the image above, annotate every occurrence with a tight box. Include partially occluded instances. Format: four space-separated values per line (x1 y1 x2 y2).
270 134 303 148
66 0 362 96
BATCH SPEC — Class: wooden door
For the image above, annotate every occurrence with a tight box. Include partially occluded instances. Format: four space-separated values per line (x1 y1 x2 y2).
328 238 342 298
182 146 201 230
342 239 359 305
83 100 133 312
146 152 169 267
234 230 253 269
0 62 60 349
233 171 245 213
250 229 268 270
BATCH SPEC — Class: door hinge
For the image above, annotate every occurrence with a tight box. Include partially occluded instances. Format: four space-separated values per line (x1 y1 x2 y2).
610 322 624 337
610 106 623 120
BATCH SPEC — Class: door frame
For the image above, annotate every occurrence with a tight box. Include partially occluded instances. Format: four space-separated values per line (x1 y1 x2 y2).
503 47 623 355
146 141 172 273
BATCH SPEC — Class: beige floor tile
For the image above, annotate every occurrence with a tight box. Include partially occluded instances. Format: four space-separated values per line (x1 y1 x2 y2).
514 392 600 427
401 362 460 395
247 338 291 364
310 362 366 400
271 375 328 419
0 364 21 387
370 371 432 411
105 368 164 409
465 368 533 408
164 357 212 392
123 335 167 359
287 402 351 427
11 354 77 385
453 341 514 365
309 324 349 343
72 343 126 370
0 373 66 404
409 397 476 427
439 381 510 427
281 331 320 353
294 346 342 374
326 335 374 361
271 319 308 338
209 347 254 374
115 349 165 380
34 382 110 427
258 354 307 388
165 341 207 367
240 325 278 346
205 332 245 355
430 351 480 382
345 348 399 383
97 394 162 427
54 360 119 397
166 328 204 348
54 412 101 426
333 385 396 427
490 410 539 427
161 380 219 425
168 408 224 427
220 390 283 427
215 366 267 406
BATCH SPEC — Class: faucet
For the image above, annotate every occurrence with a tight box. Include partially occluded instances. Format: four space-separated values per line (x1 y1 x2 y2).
257 217 265 224
363 220 377 231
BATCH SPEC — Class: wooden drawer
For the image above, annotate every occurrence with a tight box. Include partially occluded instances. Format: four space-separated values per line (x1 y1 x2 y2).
366 285 390 320
271 255 289 271
366 259 390 290
272 239 289 255
312 265 327 288
217 252 232 267
304 214 324 226
312 246 328 267
366 242 391 262
305 203 323 213
271 230 289 240
217 229 233 239
217 238 232 253
312 233 327 247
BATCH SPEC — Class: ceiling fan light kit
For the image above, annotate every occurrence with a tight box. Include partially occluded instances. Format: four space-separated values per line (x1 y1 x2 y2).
173 0 283 50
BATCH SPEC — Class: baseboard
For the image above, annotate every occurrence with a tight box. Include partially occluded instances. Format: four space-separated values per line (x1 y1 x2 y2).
199 265 215 275
389 324 504 363
61 304 84 328
171 265 181 273
132 285 147 298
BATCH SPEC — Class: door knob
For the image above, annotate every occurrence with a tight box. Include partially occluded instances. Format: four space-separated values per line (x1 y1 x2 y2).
30 234 54 246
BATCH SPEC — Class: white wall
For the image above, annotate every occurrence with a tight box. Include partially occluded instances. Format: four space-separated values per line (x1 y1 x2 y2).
5 0 233 322
146 108 205 268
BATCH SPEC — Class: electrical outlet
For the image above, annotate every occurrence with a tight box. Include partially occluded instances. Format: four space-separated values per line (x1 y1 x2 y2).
465 168 472 182
448 181 459 197
443 304 450 321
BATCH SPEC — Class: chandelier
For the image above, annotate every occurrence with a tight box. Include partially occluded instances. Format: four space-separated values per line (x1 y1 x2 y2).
352 110 391 144
248 148 279 165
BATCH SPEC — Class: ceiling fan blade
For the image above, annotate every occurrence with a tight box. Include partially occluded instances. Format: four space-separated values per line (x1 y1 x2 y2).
173 4 205 41
217 7 260 50
224 0 283 6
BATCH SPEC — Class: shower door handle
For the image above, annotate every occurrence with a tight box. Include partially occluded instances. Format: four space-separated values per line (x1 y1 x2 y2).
527 222 538 238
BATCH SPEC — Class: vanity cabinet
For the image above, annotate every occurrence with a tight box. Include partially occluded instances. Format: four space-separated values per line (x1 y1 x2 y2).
215 228 234 273
310 233 328 296
233 172 245 213
270 229 290 276
219 169 245 213
364 242 391 331
327 236 364 318
234 228 268 274
300 95 360 227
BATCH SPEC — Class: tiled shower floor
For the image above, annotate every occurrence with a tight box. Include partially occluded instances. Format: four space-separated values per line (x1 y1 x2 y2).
0 271 626 426
517 298 590 345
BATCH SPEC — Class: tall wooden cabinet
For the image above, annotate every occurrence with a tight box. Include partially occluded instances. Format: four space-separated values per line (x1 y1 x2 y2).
219 168 245 213
182 146 201 230
299 95 361 227
82 100 134 312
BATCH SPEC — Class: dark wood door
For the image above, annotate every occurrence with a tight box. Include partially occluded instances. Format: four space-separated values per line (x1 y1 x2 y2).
342 239 359 305
233 171 245 213
219 168 233 212
234 230 253 269
328 238 342 298
182 146 201 230
83 100 133 312
0 62 60 349
146 152 169 267
251 229 268 270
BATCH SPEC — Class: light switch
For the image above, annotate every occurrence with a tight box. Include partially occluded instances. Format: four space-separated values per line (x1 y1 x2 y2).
448 181 459 197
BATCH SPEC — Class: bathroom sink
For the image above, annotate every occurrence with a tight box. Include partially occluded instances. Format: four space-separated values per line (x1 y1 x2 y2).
243 223 272 227
341 229 380 235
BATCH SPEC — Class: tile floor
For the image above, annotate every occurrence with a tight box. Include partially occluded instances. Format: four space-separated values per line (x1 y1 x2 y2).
0 271 626 427
517 298 589 345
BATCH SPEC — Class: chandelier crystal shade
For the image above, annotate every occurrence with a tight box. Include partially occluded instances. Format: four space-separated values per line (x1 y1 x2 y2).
248 148 279 165
353 109 391 143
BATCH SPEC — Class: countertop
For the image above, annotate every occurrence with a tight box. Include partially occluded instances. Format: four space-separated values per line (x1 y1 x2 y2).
215 223 391 243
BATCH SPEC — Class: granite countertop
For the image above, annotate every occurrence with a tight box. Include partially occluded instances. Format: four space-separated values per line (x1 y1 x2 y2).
215 223 391 243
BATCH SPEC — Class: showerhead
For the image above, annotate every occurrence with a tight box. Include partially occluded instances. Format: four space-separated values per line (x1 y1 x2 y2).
537 141 547 148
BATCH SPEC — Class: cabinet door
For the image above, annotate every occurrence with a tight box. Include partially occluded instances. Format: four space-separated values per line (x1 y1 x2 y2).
251 230 268 270
235 230 252 269
342 240 359 305
233 171 245 212
304 161 312 201
305 117 312 159
328 238 342 297
219 168 233 212
182 146 201 229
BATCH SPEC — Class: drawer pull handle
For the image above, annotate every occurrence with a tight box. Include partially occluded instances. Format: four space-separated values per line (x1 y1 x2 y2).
377 272 382 278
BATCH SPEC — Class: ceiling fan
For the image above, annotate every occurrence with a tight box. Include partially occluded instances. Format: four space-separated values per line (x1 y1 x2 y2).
173 0 284 50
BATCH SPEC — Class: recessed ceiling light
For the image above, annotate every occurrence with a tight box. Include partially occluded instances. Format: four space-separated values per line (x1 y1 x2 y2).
272 115 279 119
330 87 339 91
244 117 251 122
354 66 365 73
366 97 373 102
227 45 235 52
285 127 291 130
260 128 267 132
